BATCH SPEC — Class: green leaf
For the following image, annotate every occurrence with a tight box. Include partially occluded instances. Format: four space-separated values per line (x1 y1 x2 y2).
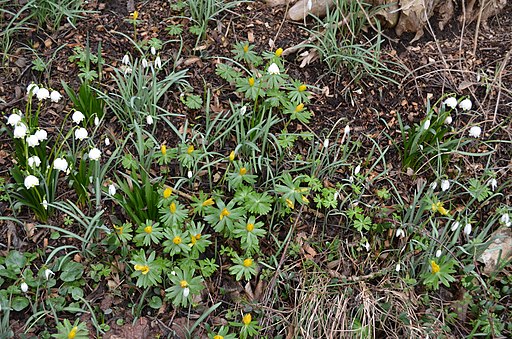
11 296 29 311
60 262 84 282
149 296 163 309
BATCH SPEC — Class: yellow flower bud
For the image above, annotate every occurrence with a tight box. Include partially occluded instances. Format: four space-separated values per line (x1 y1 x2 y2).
132 11 139 21
213 335 224 339
242 313 252 325
243 258 253 267
187 145 194 154
163 187 172 198
246 223 254 232
68 326 78 339
180 280 188 288
229 150 235 162
173 236 182 244
243 44 249 53
298 84 307 92
285 198 294 209
248 77 255 87
239 167 247 175
430 260 440 274
144 225 152 234
220 208 230 220
295 103 304 112
275 47 283 57
170 202 177 214
202 198 215 207
161 144 167 155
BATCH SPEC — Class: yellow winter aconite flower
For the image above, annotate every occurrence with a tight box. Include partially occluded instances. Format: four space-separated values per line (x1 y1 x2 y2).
169 202 177 214
239 167 247 175
242 313 252 325
243 258 253 267
202 198 215 207
180 280 188 288
246 223 254 232
67 326 78 339
430 260 440 274
173 236 182 244
248 77 255 87
275 47 283 57
295 103 304 112
187 145 194 154
144 225 152 234
243 44 249 53
163 187 172 198
195 233 201 240
285 198 294 209
220 208 230 220
134 264 150 275
190 235 197 245
302 195 309 203
114 225 124 235
298 84 307 92
161 144 167 155
431 201 449 216
131 11 139 20
229 150 235 162
213 336 224 339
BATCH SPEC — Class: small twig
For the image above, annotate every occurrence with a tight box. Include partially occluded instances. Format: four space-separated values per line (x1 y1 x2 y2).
472 0 486 56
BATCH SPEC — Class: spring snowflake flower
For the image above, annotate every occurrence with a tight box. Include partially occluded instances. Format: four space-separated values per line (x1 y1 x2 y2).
35 129 47 141
108 184 116 195
13 123 28 138
53 158 68 171
28 155 41 168
74 127 88 140
154 56 162 69
20 282 28 293
122 54 130 65
36 88 50 101
94 116 100 126
24 175 39 189
423 119 431 130
72 111 85 124
146 115 154 125
488 178 497 191
187 171 193 179
463 223 472 235
7 113 21 126
27 83 39 95
142 58 148 68
44 268 54 280
89 147 101 161
459 98 472 111
267 63 280 75
50 90 62 103
469 126 481 138
444 116 453 125
444 97 457 109
500 213 510 227
396 228 405 238
26 134 40 147
441 179 450 192
451 221 460 231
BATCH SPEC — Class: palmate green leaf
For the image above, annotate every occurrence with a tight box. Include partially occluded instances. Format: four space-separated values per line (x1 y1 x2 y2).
215 63 241 83
244 191 273 215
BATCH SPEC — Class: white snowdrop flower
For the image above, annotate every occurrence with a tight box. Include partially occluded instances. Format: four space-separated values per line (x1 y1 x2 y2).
435 249 442 258
364 241 370 252
430 181 438 190
42 199 48 210
423 119 430 130
44 269 54 280
463 223 472 236
122 54 130 65
395 263 401 272
89 176 93 184
146 115 154 125
500 213 510 227
7 113 22 126
444 116 453 125
72 111 85 124
240 106 247 116
36 88 50 101
459 98 472 111
26 134 40 147
13 123 28 138
35 129 47 142
267 63 280 75
354 165 361 175
441 179 450 192
50 90 62 103
187 170 193 179
20 282 28 293
451 221 460 231
28 156 41 168
323 139 329 149
307 0 313 10
396 228 405 238
75 127 88 140
53 158 68 172
151 46 156 55
344 125 350 135
154 55 162 69
170 270 176 276
27 83 39 95
333 191 340 201
94 116 100 126
469 126 481 138
24 175 39 189
108 184 116 195
105 137 110 146
89 147 102 161
444 97 457 109
488 178 497 191
183 287 190 298
142 58 148 68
